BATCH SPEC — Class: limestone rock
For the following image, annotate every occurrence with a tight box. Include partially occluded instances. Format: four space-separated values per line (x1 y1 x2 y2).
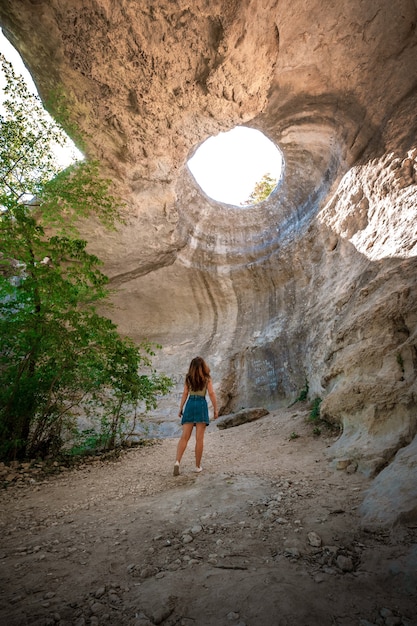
359 435 417 530
216 407 269 430
336 555 354 573
0 0 417 525
307 532 322 548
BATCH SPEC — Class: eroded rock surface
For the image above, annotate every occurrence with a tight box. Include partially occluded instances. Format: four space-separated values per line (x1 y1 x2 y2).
216 407 269 429
1 0 417 525
360 435 417 529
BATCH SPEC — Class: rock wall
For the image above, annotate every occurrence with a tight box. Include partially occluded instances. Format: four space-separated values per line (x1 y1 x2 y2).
1 0 417 525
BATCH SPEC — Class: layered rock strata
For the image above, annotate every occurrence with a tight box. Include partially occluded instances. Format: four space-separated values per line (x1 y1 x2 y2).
1 0 417 525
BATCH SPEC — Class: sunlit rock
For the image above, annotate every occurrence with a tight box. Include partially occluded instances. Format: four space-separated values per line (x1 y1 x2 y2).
1 0 417 526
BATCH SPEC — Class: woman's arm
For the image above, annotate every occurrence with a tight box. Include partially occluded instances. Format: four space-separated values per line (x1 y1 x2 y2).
178 382 189 418
207 379 219 420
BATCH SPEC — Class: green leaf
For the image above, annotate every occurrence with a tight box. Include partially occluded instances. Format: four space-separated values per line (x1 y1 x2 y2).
241 172 277 206
0 54 171 461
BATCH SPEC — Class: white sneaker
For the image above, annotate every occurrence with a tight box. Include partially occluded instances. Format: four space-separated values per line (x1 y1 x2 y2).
193 466 203 473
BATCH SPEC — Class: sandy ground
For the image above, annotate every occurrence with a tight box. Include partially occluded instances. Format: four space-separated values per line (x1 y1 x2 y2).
0 406 416 626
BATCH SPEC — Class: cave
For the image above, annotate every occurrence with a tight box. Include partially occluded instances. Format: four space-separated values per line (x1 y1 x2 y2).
0 0 416 527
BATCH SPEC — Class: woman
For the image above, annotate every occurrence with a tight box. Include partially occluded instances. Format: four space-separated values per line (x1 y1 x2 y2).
173 356 218 476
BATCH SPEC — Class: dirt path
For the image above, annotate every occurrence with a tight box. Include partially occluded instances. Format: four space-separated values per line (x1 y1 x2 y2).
1 407 416 626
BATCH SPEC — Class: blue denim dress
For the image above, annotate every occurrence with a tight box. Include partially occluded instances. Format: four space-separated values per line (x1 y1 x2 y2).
181 389 209 425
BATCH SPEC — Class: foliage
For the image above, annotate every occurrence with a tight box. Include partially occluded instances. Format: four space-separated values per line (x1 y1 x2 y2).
396 352 405 373
289 431 299 440
68 428 111 457
306 397 341 437
308 397 322 422
0 55 121 234
45 84 87 153
241 172 277 206
288 379 309 407
0 55 172 461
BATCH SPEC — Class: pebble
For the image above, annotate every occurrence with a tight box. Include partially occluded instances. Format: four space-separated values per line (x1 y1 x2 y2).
336 554 354 572
346 463 357 474
134 611 154 626
43 591 55 599
336 459 351 470
140 566 156 579
307 531 322 547
227 612 240 620
314 573 327 583
108 592 120 603
152 603 175 624
191 524 203 534
284 547 300 558
385 618 402 626
90 602 105 615
182 534 193 544
95 587 106 598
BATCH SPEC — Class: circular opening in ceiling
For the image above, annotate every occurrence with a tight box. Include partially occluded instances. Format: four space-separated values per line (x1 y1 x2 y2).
187 126 283 206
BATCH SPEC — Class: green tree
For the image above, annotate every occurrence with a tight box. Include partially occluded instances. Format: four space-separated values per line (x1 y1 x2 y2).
241 172 277 206
0 55 171 461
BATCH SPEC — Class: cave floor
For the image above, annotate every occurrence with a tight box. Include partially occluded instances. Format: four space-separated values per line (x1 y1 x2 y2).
1 407 416 626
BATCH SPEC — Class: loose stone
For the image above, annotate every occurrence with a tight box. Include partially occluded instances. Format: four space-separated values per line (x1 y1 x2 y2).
227 611 240 620
336 554 354 572
307 531 322 547
95 587 106 598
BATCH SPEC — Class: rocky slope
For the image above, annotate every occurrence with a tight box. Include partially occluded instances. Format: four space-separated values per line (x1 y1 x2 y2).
1 409 416 626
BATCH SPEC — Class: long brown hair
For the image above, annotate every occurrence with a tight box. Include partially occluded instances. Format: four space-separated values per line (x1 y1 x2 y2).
186 356 211 391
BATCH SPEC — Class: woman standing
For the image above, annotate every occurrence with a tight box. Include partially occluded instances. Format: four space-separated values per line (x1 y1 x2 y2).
173 356 218 476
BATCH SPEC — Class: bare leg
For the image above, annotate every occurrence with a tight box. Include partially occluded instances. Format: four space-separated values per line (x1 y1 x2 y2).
195 423 206 468
176 423 194 464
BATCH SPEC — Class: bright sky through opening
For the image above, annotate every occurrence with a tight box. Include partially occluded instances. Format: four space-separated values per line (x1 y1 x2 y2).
188 126 283 206
1 30 283 204
0 29 82 168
